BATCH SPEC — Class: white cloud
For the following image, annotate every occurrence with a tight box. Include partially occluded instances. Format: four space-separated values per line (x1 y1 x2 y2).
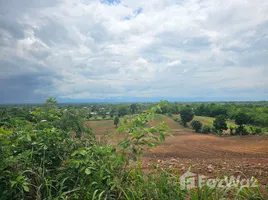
0 0 268 102
167 60 181 66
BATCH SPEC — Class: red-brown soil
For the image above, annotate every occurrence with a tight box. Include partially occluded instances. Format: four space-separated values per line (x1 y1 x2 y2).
143 130 268 187
86 119 268 187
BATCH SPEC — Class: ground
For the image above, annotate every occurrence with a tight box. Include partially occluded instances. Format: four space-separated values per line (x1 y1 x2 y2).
86 116 268 189
143 130 268 186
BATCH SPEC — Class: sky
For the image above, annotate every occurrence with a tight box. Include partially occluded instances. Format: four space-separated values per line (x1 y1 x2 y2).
0 0 268 103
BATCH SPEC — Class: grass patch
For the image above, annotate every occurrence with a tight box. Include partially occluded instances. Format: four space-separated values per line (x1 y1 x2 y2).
194 116 236 127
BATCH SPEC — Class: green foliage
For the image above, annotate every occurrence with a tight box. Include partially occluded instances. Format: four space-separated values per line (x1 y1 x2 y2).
114 116 120 127
0 99 267 199
117 104 169 161
235 112 251 126
229 126 235 135
235 125 248 136
130 103 137 114
201 125 212 134
180 107 194 126
254 127 262 135
118 106 129 117
191 120 202 132
0 99 168 199
213 115 228 135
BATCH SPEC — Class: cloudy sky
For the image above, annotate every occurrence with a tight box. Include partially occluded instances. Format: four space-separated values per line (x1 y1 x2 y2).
0 0 268 103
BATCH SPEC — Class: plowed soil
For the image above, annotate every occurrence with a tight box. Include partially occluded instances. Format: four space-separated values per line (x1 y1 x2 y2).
143 130 268 186
86 118 268 187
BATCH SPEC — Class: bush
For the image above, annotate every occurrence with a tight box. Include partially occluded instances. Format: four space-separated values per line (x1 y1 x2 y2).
235 125 249 135
191 120 202 132
173 118 180 123
229 126 235 135
253 127 262 135
202 125 212 134
167 112 173 117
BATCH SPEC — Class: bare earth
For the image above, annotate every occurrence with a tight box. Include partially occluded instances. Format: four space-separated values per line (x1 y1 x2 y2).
86 120 268 187
144 130 268 186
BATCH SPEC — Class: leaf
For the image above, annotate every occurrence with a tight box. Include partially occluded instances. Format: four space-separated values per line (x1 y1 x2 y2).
23 185 29 192
85 168 91 175
26 134 31 141
159 133 165 142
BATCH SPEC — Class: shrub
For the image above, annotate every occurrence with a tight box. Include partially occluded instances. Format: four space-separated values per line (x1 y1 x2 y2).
202 125 212 134
235 125 249 135
167 112 173 117
173 117 180 123
229 126 235 135
191 120 202 132
114 116 120 127
255 127 262 135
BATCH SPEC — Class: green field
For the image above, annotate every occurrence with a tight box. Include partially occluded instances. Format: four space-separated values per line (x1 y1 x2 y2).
194 116 236 127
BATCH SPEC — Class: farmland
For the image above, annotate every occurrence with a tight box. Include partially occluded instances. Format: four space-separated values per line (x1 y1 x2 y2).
1 100 268 199
87 116 268 187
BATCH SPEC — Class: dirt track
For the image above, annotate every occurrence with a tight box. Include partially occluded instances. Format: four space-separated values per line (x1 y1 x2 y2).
144 130 268 186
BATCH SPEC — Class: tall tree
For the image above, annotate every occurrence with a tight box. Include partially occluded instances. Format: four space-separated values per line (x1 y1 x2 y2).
213 115 227 136
234 112 250 135
130 104 137 114
180 107 194 126
118 106 129 117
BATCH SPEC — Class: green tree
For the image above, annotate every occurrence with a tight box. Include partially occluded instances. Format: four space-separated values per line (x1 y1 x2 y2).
180 107 194 126
130 103 137 114
114 116 120 128
118 106 129 117
235 112 250 126
234 112 251 136
213 115 227 136
191 120 202 132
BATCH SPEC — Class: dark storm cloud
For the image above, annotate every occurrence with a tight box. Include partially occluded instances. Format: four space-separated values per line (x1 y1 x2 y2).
0 74 50 104
0 58 56 103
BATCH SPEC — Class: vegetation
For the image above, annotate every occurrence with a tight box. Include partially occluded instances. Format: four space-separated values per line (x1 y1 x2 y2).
234 112 251 135
193 102 268 128
179 107 194 127
0 99 267 199
130 103 137 114
191 120 202 132
201 125 212 134
114 116 120 128
213 115 228 136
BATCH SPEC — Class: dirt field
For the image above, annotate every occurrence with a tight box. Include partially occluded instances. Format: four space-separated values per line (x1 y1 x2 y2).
86 118 268 187
144 130 268 186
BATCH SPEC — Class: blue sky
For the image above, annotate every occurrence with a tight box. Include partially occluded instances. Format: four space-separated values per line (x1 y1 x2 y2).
0 0 268 103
